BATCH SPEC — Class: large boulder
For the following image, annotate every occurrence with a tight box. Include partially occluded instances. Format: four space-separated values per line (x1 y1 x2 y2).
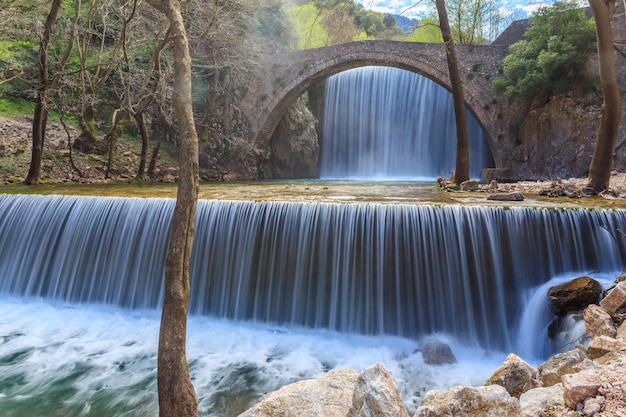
237 368 359 417
484 353 541 398
421 339 457 365
348 363 410 417
413 385 521 417
538 348 588 387
587 335 626 360
600 281 626 314
618 320 626 340
519 384 564 417
562 368 603 409
238 363 410 417
548 276 602 317
487 191 524 201
583 304 616 339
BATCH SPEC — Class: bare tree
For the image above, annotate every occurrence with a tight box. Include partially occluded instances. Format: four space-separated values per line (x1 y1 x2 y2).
436 0 470 183
145 1 200 416
72 0 124 153
587 0 621 193
25 0 63 184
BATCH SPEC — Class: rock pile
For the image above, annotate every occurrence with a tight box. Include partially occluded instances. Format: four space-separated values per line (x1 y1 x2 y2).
236 278 626 417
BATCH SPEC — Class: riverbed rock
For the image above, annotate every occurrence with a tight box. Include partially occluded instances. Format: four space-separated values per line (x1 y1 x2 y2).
618 320 626 340
421 339 457 365
600 280 626 314
538 348 587 387
348 363 410 417
583 304 617 339
487 191 524 201
460 179 479 191
484 353 541 398
519 383 564 417
548 276 603 317
587 335 626 360
562 368 602 409
413 385 521 417
237 368 359 417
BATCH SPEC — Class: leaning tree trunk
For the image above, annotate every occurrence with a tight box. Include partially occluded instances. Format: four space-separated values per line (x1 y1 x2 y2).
25 0 63 184
436 0 470 184
587 0 621 194
145 1 199 416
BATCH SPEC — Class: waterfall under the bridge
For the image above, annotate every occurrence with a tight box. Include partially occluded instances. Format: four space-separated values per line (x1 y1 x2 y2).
319 66 492 180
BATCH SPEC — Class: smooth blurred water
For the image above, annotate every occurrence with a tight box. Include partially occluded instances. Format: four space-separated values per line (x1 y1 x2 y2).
320 67 492 180
1 194 626 415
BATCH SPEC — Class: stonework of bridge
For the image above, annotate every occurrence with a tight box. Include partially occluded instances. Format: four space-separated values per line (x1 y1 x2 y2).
245 40 514 170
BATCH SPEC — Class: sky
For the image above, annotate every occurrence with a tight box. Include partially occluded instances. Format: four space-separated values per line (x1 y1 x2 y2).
355 0 557 20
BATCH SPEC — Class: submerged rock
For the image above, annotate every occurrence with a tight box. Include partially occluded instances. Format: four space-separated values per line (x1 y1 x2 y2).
421 339 457 365
548 276 602 317
484 353 541 398
414 385 521 417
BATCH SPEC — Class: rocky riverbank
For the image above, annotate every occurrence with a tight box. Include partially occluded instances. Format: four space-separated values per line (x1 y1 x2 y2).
234 278 626 417
4 116 626 200
0 116 178 184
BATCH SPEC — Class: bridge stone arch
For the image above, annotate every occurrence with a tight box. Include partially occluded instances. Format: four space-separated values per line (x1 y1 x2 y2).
246 40 512 170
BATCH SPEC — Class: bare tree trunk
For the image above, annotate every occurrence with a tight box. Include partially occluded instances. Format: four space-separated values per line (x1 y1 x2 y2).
145 1 199 416
25 0 62 184
436 0 470 184
587 0 621 194
134 111 150 180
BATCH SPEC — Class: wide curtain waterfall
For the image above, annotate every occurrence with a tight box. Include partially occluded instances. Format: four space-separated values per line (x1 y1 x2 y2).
320 66 491 180
2 194 625 356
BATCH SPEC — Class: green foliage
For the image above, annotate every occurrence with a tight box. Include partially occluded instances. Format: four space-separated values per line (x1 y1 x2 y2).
360 11 385 36
0 40 36 96
287 1 405 49
492 0 596 100
0 98 35 117
256 0 296 52
286 4 331 49
406 18 443 43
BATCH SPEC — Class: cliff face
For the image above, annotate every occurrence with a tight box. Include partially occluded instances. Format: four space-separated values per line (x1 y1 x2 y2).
257 97 319 179
491 3 626 182
504 94 603 180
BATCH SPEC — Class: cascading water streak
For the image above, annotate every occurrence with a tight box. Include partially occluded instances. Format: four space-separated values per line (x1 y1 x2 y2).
1 194 625 353
319 66 491 180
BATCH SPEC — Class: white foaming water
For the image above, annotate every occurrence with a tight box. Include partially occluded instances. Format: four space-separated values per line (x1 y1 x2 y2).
0 297 506 417
516 271 617 362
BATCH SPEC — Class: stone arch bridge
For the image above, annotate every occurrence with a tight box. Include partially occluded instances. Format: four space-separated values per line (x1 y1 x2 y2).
243 40 514 172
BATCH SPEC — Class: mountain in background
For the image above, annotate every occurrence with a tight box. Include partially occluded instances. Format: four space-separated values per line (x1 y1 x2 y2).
385 13 419 33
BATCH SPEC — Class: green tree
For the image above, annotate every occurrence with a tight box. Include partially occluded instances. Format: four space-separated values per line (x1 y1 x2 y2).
493 0 596 100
